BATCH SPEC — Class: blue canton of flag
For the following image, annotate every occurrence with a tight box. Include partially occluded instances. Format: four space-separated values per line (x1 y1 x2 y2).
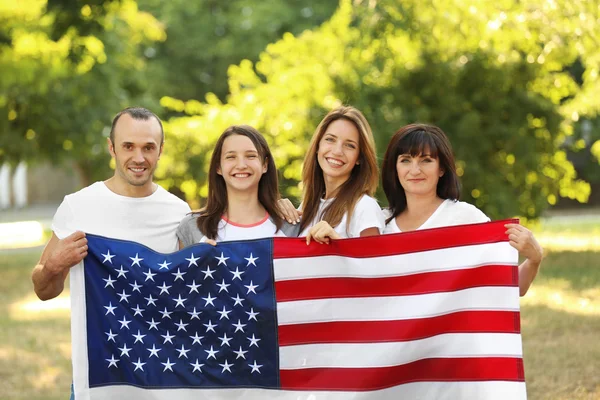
84 234 278 389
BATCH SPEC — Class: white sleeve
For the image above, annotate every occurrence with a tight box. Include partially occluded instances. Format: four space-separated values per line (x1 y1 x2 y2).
454 202 491 224
51 197 76 239
349 196 386 237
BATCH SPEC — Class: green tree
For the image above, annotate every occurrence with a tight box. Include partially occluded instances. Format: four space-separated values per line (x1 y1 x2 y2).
0 0 165 184
161 0 597 218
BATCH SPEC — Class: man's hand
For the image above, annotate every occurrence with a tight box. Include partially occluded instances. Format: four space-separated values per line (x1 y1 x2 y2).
32 231 88 300
45 231 88 276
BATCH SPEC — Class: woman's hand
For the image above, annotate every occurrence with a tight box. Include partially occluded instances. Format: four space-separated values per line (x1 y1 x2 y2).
505 223 543 264
277 198 302 224
306 221 341 245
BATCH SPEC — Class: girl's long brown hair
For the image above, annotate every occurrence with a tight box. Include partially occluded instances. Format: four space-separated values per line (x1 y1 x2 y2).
299 106 379 234
196 125 283 239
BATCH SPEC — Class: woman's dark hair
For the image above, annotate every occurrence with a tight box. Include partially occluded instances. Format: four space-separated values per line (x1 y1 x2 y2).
382 123 461 223
196 125 283 239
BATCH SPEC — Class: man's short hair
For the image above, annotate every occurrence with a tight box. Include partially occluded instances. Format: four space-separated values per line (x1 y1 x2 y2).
109 107 164 145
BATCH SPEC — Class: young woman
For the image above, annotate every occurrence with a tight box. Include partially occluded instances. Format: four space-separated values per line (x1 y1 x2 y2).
177 125 291 246
293 106 385 244
381 123 543 296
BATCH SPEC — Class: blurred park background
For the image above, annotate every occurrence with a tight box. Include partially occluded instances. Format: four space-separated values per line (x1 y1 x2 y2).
0 0 599 399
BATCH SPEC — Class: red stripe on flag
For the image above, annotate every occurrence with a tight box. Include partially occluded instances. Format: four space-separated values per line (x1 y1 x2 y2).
275 265 517 302
273 219 518 259
278 310 521 346
280 357 525 390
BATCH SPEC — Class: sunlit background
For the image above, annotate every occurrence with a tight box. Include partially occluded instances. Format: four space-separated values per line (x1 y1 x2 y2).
1 0 599 399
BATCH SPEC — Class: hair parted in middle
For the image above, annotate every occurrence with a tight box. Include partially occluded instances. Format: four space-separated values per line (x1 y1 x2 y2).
196 125 283 239
381 123 461 224
299 106 379 233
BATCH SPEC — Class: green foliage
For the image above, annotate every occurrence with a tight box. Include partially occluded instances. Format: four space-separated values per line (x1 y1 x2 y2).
138 0 338 102
161 0 596 219
0 0 165 183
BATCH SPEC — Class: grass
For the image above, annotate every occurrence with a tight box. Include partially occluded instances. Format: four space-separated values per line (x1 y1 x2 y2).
1 248 599 399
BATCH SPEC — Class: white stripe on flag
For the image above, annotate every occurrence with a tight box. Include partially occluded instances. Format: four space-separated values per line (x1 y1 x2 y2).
274 243 517 281
277 287 520 325
279 332 523 369
86 381 527 400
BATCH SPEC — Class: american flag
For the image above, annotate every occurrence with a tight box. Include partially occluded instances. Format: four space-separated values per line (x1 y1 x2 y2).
70 219 526 399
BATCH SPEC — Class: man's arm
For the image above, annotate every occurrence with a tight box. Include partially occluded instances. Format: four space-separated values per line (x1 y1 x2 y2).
31 231 88 301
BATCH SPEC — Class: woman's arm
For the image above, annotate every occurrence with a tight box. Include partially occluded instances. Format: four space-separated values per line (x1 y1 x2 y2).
505 223 543 296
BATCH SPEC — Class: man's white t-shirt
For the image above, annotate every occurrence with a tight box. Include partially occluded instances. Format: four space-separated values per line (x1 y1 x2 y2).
383 199 490 234
300 194 385 238
52 181 191 253
177 213 286 246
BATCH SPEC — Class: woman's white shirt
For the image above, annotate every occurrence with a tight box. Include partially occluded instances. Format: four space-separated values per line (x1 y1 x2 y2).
383 199 490 234
300 194 385 238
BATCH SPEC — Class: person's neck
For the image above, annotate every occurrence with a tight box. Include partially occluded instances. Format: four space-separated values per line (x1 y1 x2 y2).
225 190 266 224
323 175 348 199
404 193 444 217
104 176 156 198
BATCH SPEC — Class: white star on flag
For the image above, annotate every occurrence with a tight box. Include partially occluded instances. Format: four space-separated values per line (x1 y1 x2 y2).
132 358 146 372
218 333 232 347
161 358 175 372
205 346 219 359
171 268 186 281
158 282 172 295
189 332 204 345
117 290 131 303
103 275 116 288
217 306 232 320
161 330 175 344
133 330 146 344
202 293 216 307
247 333 261 348
129 280 142 292
246 307 259 321
190 359 204 373
234 346 248 359
159 307 173 319
231 294 245 307
101 249 115 264
118 315 131 330
158 260 171 270
131 304 144 316
244 253 258 267
104 302 117 316
146 318 160 330
203 320 217 333
230 267 244 281
186 280 201 294
202 266 216 280
215 252 229 266
176 344 190 359
144 294 157 306
115 266 128 279
118 344 132 357
219 359 233 373
105 329 117 342
106 354 119 368
233 320 246 333
216 279 230 293
173 294 187 308
129 253 143 267
244 281 258 294
147 344 161 358
175 319 189 332
249 360 263 374
143 269 156 282
187 307 202 320
185 253 200 267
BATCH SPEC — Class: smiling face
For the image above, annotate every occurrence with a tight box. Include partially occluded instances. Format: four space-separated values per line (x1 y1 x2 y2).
396 151 444 197
109 113 163 189
217 134 267 194
317 118 361 188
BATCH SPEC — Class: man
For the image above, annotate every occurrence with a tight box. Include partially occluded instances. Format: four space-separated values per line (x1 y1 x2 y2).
32 107 191 300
